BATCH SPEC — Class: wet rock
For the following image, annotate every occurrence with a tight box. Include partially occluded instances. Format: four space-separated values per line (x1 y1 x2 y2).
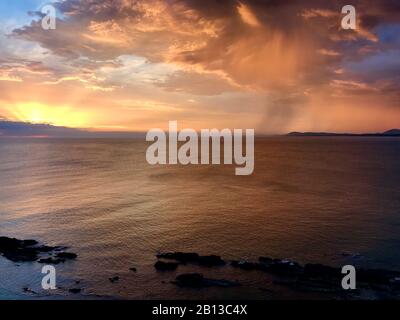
0 237 37 250
174 273 240 288
175 273 204 287
231 260 260 271
341 252 364 260
0 237 42 262
34 245 57 252
368 283 391 292
389 278 400 292
198 255 225 266
37 257 65 264
69 288 82 294
156 252 199 263
204 278 241 288
303 264 341 279
264 259 303 276
232 257 303 275
154 261 179 271
154 251 400 297
23 287 37 294
109 276 120 283
3 248 39 262
156 252 225 266
357 269 400 285
56 252 77 260
259 257 273 264
274 279 340 293
0 236 76 264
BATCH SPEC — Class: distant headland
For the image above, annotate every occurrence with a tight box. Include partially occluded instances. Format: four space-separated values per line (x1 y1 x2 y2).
287 129 400 137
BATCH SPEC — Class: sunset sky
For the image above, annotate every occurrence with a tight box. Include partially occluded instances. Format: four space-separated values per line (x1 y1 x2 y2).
0 0 399 134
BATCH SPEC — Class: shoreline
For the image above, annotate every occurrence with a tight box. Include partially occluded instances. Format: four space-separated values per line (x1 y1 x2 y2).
2 236 400 300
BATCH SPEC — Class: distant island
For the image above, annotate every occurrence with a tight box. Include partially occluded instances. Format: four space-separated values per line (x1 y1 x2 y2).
288 129 400 137
0 120 145 138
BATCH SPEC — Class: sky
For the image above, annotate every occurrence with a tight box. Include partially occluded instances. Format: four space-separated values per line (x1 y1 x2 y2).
0 0 399 134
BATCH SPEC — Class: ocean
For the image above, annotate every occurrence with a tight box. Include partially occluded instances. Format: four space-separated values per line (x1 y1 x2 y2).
0 137 400 299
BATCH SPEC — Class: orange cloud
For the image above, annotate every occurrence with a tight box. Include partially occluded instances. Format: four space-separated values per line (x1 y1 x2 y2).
237 2 261 27
1 0 399 133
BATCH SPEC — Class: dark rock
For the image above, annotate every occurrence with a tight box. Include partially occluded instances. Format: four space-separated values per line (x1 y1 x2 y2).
0 236 71 263
390 277 400 285
341 252 352 257
109 276 120 283
231 260 260 270
3 248 39 262
154 261 179 271
198 255 225 266
23 287 37 294
156 252 199 263
38 252 77 264
56 252 77 260
341 252 364 260
156 252 225 266
304 264 341 279
368 283 391 292
37 257 66 264
0 237 36 251
0 237 41 262
21 239 39 247
175 273 205 287
35 245 58 252
155 251 400 296
274 279 340 293
130 267 137 272
358 269 400 285
264 259 303 276
203 278 241 288
259 257 273 264
69 288 82 294
174 273 240 288
233 258 303 275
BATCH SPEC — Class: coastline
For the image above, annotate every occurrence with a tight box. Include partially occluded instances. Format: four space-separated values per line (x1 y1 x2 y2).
2 236 400 300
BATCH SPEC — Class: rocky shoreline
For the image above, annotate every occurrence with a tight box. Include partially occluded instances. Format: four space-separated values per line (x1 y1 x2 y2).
2 236 400 299
155 251 400 298
0 237 78 264
0 236 77 264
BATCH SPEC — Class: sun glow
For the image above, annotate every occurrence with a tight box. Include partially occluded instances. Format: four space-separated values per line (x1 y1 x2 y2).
8 102 89 128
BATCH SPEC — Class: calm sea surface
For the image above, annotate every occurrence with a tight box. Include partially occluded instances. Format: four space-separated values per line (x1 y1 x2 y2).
0 137 400 299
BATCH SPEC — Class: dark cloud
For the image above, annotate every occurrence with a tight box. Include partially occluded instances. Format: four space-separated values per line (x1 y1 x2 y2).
11 0 400 88
260 92 308 133
6 0 400 116
155 70 239 95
